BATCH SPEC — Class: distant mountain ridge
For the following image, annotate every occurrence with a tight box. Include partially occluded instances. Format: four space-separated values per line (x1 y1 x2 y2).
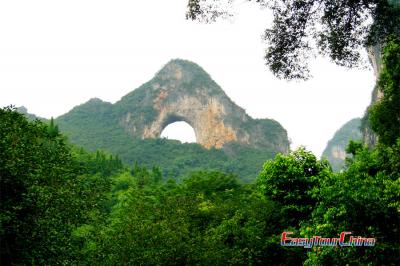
17 106 46 121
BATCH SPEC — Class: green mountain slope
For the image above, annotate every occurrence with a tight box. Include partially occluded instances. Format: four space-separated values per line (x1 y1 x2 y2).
56 98 132 150
17 106 46 121
321 118 362 171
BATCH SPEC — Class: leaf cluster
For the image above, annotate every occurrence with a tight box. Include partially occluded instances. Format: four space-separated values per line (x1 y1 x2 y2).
187 0 400 80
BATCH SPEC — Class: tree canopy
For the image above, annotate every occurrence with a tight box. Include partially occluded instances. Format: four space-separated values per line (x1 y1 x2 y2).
0 107 122 264
186 0 400 79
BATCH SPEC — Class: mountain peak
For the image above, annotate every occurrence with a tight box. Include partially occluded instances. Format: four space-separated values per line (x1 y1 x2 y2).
87 97 105 104
16 106 44 121
163 58 205 71
113 59 289 152
155 59 212 84
58 58 289 154
17 106 28 114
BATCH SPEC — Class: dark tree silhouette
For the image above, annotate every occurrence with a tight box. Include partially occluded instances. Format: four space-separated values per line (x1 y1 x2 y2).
186 0 400 80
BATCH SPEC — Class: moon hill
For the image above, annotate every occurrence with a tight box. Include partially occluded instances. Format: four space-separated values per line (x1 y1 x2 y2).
55 59 290 181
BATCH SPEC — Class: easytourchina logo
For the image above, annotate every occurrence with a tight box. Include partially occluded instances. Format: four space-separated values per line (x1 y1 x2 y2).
280 231 376 248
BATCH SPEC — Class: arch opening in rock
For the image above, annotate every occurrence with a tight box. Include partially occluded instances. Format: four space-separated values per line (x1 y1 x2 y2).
160 121 197 143
118 59 289 153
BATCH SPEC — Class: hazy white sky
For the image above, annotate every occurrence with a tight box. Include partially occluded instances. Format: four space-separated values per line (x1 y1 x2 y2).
0 0 375 157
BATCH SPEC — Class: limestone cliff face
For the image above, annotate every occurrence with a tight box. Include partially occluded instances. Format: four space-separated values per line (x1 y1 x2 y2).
363 0 400 146
116 59 289 153
362 45 382 147
368 44 383 81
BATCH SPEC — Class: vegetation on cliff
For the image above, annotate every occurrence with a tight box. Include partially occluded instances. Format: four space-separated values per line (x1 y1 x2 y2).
322 118 362 171
368 37 400 146
0 107 122 264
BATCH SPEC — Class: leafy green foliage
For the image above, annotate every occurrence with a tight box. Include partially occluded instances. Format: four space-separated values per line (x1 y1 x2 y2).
72 169 295 265
47 117 59 137
187 0 400 80
301 141 400 265
1 106 73 264
301 35 400 265
72 147 124 177
369 37 400 146
258 147 332 227
0 107 122 265
118 139 276 182
1 107 288 265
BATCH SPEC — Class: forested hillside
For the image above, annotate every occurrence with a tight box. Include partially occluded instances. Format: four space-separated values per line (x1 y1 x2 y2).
322 118 362 171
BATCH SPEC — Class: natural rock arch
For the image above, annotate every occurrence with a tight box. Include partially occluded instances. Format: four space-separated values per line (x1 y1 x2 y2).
142 95 237 149
118 59 289 153
161 120 197 142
